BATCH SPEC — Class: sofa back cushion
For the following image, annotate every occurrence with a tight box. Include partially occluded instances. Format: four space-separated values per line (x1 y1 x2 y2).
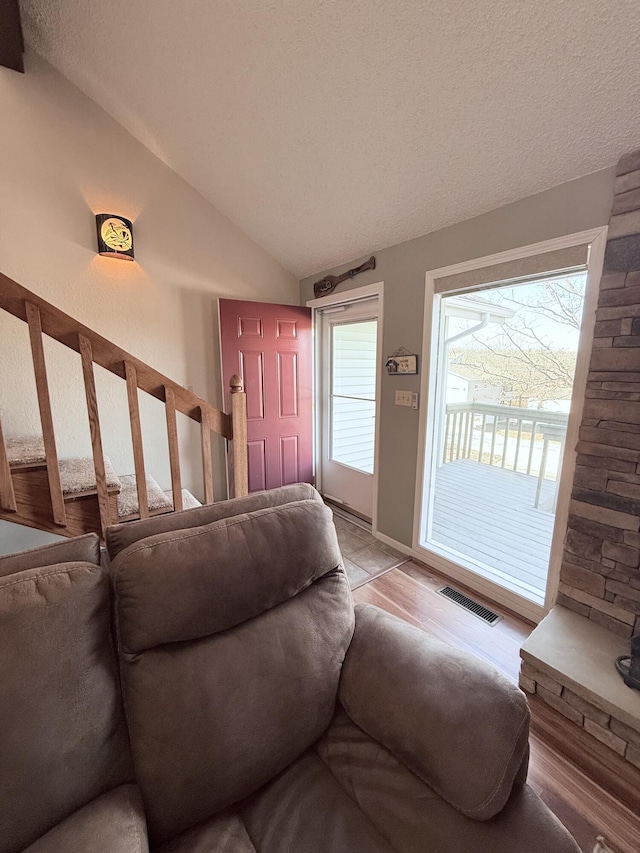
0 561 133 853
106 482 321 558
111 499 354 844
0 533 100 578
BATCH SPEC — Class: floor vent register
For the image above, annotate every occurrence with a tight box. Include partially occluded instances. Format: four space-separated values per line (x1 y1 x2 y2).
436 586 501 626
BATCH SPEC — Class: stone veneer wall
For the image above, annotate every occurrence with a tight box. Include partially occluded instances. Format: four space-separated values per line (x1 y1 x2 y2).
520 660 640 770
558 147 640 641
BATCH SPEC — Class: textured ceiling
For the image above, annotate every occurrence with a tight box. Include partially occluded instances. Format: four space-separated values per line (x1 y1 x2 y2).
20 0 640 277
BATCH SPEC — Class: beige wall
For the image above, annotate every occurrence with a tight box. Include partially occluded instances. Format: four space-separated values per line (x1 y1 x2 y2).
301 169 616 547
0 50 297 553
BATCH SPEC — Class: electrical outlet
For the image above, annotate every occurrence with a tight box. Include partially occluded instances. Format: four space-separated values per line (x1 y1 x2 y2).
395 390 413 407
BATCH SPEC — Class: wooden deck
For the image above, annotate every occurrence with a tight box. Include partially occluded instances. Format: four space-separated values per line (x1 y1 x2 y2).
431 458 556 603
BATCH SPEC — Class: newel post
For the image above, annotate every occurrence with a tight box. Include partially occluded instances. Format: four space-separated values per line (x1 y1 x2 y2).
230 374 248 497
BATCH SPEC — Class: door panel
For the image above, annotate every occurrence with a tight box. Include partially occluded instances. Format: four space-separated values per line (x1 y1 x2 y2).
240 351 265 420
220 299 313 493
280 435 300 484
247 440 267 491
277 352 299 418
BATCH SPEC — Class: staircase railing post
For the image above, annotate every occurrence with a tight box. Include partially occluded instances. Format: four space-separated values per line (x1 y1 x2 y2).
230 374 248 498
200 407 214 505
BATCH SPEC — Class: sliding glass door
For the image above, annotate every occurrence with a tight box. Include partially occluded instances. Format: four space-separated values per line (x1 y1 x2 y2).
422 273 587 606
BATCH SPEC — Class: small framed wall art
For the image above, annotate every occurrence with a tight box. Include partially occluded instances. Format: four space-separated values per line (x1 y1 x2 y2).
385 349 418 375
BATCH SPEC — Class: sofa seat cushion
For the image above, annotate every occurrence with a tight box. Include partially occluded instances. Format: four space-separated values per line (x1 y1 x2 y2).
23 785 148 853
240 751 394 853
315 710 580 853
154 752 393 853
152 716 579 853
154 811 256 853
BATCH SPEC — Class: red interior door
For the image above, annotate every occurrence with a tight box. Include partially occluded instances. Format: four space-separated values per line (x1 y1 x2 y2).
219 299 313 492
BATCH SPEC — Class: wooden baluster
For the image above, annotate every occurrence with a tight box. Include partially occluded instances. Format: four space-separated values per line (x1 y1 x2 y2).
514 419 524 472
25 301 66 527
200 407 214 505
0 418 17 512
489 415 498 466
79 334 110 536
479 414 487 462
443 413 450 464
125 361 149 519
164 386 183 512
230 374 248 498
465 410 475 458
464 411 469 458
501 416 510 468
527 420 538 475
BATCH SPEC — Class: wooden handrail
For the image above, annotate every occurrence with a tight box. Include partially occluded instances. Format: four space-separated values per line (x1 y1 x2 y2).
0 272 249 530
0 273 231 437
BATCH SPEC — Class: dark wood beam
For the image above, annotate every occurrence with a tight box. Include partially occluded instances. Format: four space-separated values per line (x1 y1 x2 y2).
0 0 25 73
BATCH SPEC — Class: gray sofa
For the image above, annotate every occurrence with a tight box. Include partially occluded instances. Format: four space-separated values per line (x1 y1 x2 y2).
0 484 579 852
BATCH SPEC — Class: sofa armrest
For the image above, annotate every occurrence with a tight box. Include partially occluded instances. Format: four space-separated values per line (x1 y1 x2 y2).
339 604 530 821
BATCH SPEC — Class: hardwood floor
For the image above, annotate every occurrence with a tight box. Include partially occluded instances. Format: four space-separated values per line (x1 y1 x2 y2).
353 560 640 853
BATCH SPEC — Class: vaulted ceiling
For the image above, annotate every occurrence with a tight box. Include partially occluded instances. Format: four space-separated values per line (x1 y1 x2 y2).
20 0 640 277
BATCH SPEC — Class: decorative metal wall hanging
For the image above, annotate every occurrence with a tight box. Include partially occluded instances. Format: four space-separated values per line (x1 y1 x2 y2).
313 256 376 298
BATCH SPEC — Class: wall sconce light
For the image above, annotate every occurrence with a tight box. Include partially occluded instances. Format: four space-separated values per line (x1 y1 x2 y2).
95 214 135 261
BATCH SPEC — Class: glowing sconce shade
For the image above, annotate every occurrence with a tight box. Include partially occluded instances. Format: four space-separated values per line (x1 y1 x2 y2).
95 214 135 260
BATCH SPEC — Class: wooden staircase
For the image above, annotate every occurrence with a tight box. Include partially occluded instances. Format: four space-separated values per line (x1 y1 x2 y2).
0 273 248 540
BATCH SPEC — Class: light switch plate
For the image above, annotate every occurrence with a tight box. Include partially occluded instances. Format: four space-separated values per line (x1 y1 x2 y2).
395 390 413 407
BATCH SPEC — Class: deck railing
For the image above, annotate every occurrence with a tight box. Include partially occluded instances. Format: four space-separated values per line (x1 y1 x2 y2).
442 402 568 480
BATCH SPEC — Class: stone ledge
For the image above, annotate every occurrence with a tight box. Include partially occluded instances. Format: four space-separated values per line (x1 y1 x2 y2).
521 605 640 733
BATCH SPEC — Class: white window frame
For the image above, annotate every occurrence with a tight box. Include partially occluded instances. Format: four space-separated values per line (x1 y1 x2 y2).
413 228 608 624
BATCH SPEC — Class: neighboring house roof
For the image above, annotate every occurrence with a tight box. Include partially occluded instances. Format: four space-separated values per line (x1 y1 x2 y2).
444 295 515 323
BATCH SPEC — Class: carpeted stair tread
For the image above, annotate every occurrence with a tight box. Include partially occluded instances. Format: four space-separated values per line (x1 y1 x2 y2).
6 438 121 498
117 474 173 517
165 489 203 511
6 435 46 466
6 434 202 521
59 456 121 495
